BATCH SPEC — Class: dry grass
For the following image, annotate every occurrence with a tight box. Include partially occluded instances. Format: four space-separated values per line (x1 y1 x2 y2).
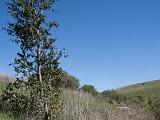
0 73 16 83
0 73 16 95
62 89 155 120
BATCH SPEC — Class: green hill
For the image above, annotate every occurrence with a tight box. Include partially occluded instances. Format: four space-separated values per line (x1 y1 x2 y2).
117 80 160 97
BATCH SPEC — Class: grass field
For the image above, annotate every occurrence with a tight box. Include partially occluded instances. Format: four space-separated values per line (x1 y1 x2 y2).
117 80 160 97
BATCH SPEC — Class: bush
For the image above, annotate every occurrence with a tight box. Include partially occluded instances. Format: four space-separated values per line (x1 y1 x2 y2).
0 78 63 120
0 80 29 118
61 70 80 90
100 90 126 104
146 95 160 120
80 85 98 97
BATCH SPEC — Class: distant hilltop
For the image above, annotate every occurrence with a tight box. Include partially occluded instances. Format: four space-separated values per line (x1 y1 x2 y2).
117 79 160 97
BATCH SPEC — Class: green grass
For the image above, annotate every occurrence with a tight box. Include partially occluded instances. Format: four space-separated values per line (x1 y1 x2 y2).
116 79 160 97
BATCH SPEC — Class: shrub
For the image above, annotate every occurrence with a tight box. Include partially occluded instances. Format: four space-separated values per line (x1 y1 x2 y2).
1 78 63 119
80 85 98 97
61 70 80 90
100 90 126 104
146 95 160 120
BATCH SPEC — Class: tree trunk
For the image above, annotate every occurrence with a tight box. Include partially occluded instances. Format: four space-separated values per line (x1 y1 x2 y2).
37 44 43 97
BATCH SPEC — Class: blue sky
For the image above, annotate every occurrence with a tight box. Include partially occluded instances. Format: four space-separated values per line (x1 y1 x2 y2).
1 0 160 91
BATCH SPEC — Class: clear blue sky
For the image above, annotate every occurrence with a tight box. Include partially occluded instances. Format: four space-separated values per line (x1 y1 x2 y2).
1 0 160 91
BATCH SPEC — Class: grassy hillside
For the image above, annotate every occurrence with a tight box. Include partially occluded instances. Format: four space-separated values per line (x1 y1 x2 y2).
117 80 160 97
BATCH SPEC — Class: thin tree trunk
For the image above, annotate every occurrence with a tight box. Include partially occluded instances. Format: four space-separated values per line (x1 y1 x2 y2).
37 29 49 120
37 44 43 97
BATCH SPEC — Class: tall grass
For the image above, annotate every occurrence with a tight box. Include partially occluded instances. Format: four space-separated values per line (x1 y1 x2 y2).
0 73 15 95
62 89 155 120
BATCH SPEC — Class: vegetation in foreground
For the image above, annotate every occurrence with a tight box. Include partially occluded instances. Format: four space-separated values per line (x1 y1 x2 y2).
0 74 158 120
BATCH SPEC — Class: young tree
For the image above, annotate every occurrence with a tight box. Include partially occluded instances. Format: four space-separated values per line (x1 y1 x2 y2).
2 0 64 119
